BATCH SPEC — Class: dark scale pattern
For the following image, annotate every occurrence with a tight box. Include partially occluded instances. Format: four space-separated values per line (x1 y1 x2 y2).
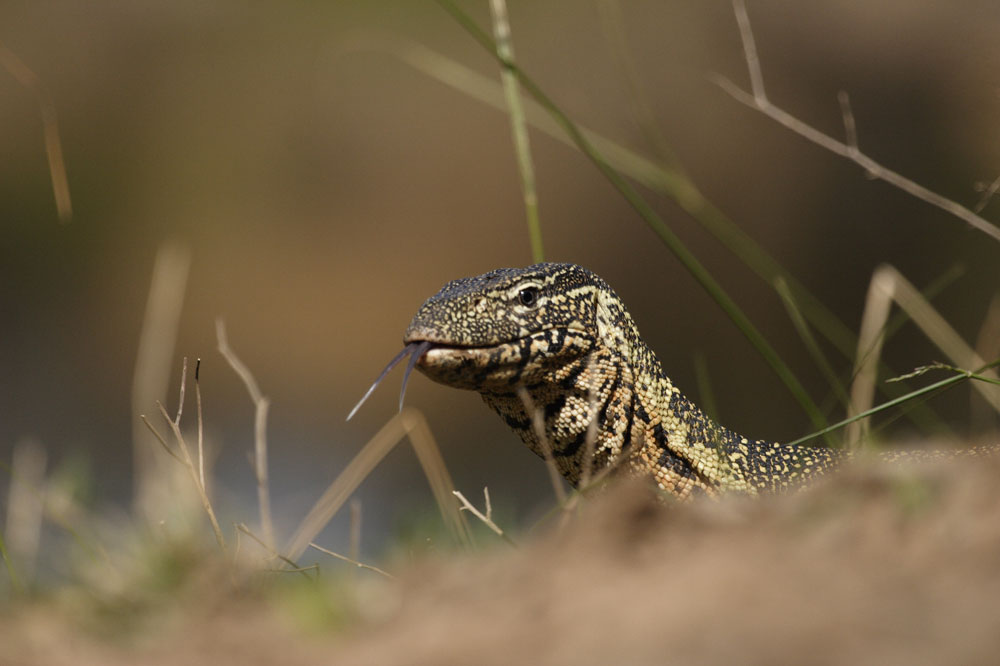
401 263 845 498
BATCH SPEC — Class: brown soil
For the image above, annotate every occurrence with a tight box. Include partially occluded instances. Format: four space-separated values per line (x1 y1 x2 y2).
4 452 1000 665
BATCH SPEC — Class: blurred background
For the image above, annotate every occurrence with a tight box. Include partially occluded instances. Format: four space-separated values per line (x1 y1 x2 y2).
1 1 998 558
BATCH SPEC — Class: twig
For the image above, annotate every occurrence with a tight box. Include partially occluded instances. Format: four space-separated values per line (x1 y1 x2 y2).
733 0 765 104
488 0 544 262
0 41 72 223
452 488 517 547
974 175 1000 214
156 399 227 551
236 523 310 578
309 542 395 579
140 415 185 464
216 319 274 550
174 357 188 424
195 359 205 488
140 356 226 550
717 0 1000 244
264 564 320 576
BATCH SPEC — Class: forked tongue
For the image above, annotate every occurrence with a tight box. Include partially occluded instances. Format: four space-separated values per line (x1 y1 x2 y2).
346 340 433 420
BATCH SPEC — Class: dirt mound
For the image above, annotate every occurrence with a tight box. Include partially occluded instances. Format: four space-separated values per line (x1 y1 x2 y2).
3 452 1000 665
337 453 1000 665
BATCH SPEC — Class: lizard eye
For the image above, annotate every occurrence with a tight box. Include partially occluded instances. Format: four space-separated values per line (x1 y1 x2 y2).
518 286 540 307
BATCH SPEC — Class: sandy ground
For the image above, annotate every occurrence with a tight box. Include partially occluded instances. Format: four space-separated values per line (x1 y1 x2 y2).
3 451 1000 665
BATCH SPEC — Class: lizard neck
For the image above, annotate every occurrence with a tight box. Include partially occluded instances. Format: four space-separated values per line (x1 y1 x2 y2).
481 290 843 497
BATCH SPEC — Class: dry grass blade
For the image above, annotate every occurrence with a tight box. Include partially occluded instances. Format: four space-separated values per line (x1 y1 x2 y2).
848 269 895 449
848 265 1000 449
309 542 395 579
972 293 1000 431
285 407 471 562
974 293 1000 375
399 408 474 548
718 0 1000 244
0 41 72 223
216 319 274 550
131 243 190 519
349 499 362 566
4 441 46 585
139 415 184 463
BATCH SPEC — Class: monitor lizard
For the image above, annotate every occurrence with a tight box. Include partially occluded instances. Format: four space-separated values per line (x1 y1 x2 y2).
350 262 985 499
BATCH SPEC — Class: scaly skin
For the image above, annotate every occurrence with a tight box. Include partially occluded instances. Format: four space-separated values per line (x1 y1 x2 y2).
403 262 844 499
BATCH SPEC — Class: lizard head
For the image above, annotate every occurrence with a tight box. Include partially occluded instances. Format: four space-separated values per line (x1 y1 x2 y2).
403 262 605 391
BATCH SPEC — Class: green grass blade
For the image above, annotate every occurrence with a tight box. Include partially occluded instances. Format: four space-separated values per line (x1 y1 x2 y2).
785 373 966 447
487 0 544 263
786 359 1000 447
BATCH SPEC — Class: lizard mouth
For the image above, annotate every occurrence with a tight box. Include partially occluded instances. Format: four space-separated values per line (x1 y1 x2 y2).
347 328 594 420
345 339 508 421
346 340 433 421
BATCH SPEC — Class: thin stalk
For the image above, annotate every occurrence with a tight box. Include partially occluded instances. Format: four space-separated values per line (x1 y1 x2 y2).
787 360 1000 447
488 0 543 262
